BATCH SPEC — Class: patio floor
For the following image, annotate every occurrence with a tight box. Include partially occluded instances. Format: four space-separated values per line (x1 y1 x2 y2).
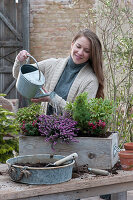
82 191 133 200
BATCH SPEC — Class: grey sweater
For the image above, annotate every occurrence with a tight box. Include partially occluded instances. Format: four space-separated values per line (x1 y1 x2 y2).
54 56 87 100
12 56 99 114
47 56 87 114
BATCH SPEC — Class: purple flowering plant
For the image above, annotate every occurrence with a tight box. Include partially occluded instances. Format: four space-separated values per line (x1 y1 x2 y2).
38 114 79 149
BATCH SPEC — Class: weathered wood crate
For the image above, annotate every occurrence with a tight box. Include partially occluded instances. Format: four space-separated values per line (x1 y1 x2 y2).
19 132 119 169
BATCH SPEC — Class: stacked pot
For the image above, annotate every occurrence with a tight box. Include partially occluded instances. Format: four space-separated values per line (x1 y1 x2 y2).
119 143 133 171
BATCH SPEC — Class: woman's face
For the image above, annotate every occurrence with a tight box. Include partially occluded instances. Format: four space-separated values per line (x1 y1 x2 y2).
71 36 91 64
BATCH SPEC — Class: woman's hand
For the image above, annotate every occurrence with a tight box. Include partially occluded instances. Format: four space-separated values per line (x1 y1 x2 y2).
31 96 51 103
17 50 30 62
31 88 51 103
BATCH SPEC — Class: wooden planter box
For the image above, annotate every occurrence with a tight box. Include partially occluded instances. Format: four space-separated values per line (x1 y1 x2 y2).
19 132 119 169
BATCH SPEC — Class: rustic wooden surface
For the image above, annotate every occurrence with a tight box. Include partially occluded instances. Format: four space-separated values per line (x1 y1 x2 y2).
1 164 133 200
0 0 29 100
19 133 118 169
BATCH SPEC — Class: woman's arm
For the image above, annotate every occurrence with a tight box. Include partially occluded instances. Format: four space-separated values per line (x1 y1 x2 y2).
12 50 30 79
49 78 99 110
12 50 58 79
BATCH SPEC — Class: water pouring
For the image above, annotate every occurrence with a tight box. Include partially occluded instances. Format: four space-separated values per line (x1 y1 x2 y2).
16 55 50 99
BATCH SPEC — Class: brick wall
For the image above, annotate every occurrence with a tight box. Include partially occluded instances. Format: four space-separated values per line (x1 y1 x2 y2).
29 0 95 62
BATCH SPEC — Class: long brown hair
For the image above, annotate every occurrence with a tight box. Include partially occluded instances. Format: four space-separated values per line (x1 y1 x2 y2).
72 29 104 99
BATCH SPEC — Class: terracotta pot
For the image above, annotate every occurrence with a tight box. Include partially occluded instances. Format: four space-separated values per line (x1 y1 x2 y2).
124 142 133 151
119 150 133 171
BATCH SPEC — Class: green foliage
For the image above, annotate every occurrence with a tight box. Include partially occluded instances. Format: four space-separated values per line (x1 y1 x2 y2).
88 98 115 126
0 136 19 163
16 103 42 135
20 120 40 136
79 0 133 145
65 92 115 136
0 93 6 97
16 103 41 124
0 107 18 135
0 103 19 163
66 92 91 133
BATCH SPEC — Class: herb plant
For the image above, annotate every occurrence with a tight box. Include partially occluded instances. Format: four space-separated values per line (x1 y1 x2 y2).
88 98 115 128
65 92 115 137
65 92 91 134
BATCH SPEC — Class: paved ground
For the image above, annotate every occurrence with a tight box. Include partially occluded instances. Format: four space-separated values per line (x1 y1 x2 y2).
127 191 133 200
81 191 133 199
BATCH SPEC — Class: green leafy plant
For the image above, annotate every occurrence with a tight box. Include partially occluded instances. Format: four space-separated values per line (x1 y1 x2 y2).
16 103 42 136
0 105 18 163
16 103 41 123
71 0 133 146
65 92 115 137
20 120 40 136
66 92 91 133
88 98 115 127
86 0 133 145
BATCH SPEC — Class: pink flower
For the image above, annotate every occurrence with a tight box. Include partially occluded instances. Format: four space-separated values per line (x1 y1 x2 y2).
92 125 96 129
88 122 94 127
101 121 106 128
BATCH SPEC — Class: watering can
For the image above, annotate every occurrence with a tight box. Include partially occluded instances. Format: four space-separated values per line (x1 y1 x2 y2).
16 55 50 99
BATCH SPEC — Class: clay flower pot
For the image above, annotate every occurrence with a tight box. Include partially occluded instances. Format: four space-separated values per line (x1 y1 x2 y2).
119 150 133 171
124 142 133 151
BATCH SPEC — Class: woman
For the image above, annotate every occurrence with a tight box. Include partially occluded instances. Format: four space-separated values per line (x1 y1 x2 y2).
12 29 104 114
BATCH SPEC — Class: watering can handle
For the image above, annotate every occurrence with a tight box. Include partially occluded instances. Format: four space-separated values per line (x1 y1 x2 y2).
27 54 41 80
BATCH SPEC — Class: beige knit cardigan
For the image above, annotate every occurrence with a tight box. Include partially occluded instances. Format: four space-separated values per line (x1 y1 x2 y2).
12 57 99 114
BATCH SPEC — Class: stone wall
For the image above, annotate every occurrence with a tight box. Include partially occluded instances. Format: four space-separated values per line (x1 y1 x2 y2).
29 0 95 62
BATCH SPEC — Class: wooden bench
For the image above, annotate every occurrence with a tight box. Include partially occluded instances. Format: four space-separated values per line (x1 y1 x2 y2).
0 164 133 200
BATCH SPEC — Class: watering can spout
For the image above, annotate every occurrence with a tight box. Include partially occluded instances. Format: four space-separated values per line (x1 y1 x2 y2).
34 88 50 98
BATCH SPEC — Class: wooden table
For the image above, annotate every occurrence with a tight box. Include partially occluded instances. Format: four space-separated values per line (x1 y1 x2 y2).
0 164 133 200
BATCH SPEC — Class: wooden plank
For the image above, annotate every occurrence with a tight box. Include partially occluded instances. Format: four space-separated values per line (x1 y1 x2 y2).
3 80 16 95
0 41 23 47
1 164 133 200
19 133 119 169
22 0 29 51
0 0 23 99
0 66 12 73
1 170 133 200
0 48 21 65
0 11 22 41
0 57 13 64
0 48 21 59
0 0 4 68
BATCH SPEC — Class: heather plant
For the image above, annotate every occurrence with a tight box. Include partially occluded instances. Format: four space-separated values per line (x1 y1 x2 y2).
38 114 79 149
